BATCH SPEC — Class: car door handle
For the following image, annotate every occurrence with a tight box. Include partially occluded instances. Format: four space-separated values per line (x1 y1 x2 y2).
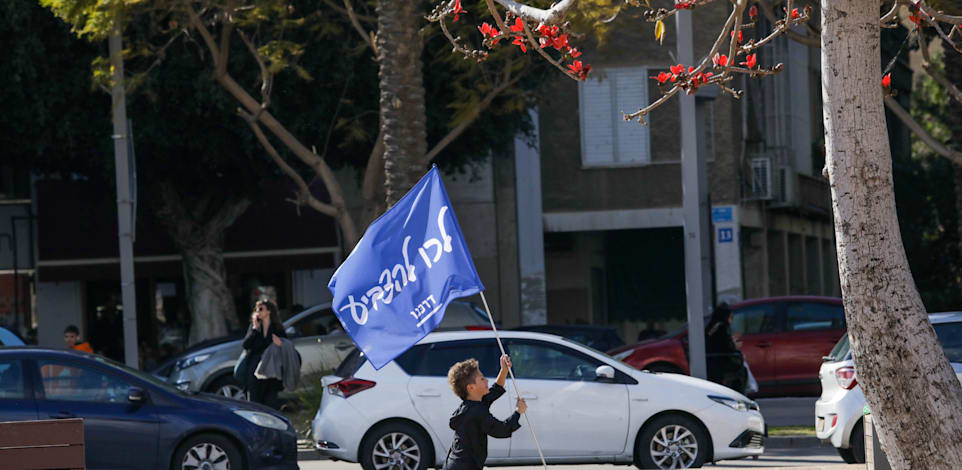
755 342 772 348
49 411 77 419
416 391 441 398
335 342 353 350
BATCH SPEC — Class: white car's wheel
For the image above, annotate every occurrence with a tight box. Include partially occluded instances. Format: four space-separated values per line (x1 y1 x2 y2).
360 422 433 470
635 414 709 469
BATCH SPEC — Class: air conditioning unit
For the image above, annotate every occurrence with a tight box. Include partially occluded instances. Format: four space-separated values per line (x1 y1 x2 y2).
750 157 773 200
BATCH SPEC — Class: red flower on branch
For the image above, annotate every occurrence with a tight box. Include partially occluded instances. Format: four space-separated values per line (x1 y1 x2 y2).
674 1 694 10
692 72 713 86
650 72 672 84
512 35 527 52
452 0 465 22
731 30 743 44
882 73 892 88
790 7 800 19
712 53 728 67
510 17 525 33
909 13 922 26
749 5 758 19
569 48 582 58
568 60 591 80
741 53 757 69
479 22 502 45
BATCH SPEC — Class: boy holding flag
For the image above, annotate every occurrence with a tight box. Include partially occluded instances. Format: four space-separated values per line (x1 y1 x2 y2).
445 354 527 470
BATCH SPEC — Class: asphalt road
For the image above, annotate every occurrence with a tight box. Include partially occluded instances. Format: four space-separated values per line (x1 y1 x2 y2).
756 397 818 427
298 445 844 469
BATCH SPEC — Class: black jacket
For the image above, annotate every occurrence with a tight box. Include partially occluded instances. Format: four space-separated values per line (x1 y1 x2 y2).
446 383 521 469
242 323 287 384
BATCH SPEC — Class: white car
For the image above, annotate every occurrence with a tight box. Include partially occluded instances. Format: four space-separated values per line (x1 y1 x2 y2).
312 331 765 469
815 312 962 463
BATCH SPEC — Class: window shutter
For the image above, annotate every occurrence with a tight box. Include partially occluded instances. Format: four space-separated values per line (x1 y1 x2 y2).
613 67 650 164
578 66 650 166
579 76 615 165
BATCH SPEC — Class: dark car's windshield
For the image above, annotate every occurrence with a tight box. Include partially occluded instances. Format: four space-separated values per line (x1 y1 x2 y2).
826 333 851 362
93 355 184 393
934 321 962 363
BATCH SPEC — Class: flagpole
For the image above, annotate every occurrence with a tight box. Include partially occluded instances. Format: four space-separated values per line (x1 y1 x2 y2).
479 291 548 470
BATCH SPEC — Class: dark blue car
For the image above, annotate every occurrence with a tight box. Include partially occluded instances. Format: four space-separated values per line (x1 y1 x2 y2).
0 347 298 470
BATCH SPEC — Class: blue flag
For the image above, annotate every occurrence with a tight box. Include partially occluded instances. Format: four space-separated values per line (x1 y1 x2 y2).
328 166 485 369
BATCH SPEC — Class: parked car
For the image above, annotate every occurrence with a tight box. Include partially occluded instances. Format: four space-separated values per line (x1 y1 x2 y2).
159 300 494 399
312 330 766 470
0 347 297 470
815 312 962 464
606 296 846 397
0 326 25 346
512 324 625 352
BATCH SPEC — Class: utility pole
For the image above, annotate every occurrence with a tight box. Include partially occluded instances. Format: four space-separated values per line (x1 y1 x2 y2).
677 10 712 379
110 31 139 368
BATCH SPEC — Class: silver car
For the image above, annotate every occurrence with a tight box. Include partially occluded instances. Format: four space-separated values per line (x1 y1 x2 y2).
162 301 492 399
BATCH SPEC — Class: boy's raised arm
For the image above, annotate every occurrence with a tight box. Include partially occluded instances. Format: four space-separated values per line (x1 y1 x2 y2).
496 354 511 387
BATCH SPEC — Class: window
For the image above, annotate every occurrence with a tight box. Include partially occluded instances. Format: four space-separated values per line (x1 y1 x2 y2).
395 340 500 377
732 304 778 335
39 361 131 403
785 302 845 331
934 322 962 363
505 340 602 381
578 66 650 167
289 308 336 337
0 360 26 399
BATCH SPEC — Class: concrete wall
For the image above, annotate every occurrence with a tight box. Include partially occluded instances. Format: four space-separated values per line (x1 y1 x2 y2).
37 281 83 348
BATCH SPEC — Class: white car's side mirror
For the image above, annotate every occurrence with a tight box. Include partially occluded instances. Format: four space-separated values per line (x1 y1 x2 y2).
596 365 616 380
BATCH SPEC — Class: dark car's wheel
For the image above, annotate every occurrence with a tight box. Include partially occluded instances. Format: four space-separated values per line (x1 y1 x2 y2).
360 422 433 470
207 375 246 401
635 414 710 469
838 419 865 464
172 433 243 470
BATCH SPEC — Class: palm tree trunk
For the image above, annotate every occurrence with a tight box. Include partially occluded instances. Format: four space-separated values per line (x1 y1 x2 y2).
376 0 429 206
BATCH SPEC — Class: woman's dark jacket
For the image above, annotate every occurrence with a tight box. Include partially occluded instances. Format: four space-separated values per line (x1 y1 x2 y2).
242 322 287 387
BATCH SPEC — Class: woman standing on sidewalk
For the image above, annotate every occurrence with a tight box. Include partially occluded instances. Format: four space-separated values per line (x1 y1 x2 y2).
243 299 287 408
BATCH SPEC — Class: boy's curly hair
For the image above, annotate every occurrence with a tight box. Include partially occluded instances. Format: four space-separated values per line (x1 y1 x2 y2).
448 358 480 400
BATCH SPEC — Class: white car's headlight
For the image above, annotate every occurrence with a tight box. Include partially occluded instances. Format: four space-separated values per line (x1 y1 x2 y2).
175 353 210 371
708 395 757 412
234 410 289 431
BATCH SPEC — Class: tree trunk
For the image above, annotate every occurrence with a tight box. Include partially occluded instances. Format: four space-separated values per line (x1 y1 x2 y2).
182 242 237 345
376 0 428 206
821 2 962 468
157 189 251 345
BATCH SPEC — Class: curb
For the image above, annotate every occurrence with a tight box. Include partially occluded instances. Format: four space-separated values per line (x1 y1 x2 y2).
765 435 825 449
298 448 325 461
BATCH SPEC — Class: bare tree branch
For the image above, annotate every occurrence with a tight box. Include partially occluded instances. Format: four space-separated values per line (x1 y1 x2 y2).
237 29 272 112
322 0 376 23
492 0 576 25
341 0 377 54
239 109 339 217
919 1 962 25
425 68 525 162
884 95 962 166
757 0 821 47
919 28 962 104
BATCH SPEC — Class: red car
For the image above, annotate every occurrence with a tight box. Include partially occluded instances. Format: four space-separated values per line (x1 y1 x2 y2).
607 296 845 397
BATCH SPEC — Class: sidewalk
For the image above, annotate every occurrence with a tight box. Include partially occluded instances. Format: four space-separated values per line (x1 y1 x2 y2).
719 466 861 470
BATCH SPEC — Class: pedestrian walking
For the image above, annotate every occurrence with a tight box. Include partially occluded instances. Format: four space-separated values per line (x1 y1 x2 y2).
242 299 287 408
444 354 527 470
705 303 748 393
